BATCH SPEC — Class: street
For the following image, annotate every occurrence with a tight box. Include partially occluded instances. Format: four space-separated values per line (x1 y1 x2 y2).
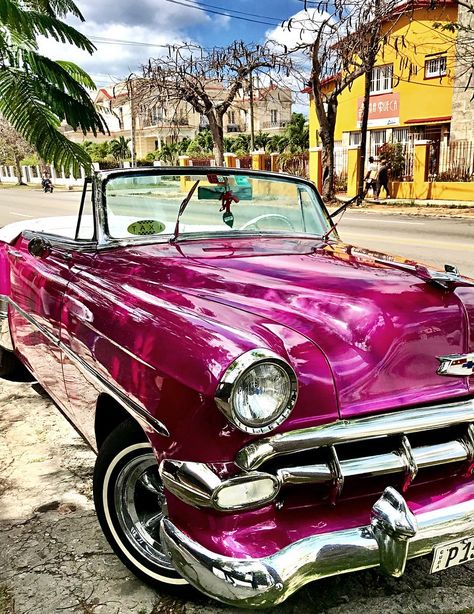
1 188 473 277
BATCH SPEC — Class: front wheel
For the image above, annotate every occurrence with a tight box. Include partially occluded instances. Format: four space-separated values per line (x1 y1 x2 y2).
93 420 186 587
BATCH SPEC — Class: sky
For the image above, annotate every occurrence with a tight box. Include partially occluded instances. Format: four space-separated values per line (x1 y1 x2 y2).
37 0 322 109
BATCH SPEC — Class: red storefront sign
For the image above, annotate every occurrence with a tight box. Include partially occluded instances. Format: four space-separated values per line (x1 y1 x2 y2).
357 92 400 127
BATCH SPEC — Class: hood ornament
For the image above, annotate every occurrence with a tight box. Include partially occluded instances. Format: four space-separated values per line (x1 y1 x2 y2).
437 353 474 376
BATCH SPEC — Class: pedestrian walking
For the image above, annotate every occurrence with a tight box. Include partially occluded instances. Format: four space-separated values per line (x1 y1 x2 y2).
375 158 391 199
364 156 378 197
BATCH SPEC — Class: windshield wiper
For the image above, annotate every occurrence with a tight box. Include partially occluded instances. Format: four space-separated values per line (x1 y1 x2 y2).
320 194 360 243
169 180 200 243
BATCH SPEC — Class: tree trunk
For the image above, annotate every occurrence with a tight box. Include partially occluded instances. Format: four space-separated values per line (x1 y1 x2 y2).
14 156 25 185
321 134 335 200
319 99 337 201
208 113 224 166
357 69 373 203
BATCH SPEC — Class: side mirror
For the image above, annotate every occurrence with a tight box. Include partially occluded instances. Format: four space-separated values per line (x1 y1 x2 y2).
28 237 52 259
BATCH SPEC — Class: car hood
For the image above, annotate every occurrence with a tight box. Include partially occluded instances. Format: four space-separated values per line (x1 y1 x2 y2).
132 237 473 418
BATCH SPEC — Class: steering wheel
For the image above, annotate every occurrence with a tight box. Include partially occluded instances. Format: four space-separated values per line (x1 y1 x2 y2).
240 213 296 232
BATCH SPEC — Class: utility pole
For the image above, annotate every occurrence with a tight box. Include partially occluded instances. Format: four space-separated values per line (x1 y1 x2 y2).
249 70 255 151
128 78 137 167
357 0 382 203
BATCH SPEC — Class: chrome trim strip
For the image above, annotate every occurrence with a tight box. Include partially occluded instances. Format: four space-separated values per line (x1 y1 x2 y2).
162 436 471 512
0 295 13 351
8 298 169 437
160 459 279 512
160 486 474 608
275 438 470 486
236 399 474 471
215 348 298 435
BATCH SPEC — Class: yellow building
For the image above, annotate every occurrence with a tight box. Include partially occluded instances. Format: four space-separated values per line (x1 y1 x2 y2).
309 0 458 169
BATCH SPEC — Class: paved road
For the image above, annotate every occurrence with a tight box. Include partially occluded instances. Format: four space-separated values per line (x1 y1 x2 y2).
1 188 473 277
338 211 474 278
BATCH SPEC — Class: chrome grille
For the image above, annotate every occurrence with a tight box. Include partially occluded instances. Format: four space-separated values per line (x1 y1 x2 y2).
236 399 474 503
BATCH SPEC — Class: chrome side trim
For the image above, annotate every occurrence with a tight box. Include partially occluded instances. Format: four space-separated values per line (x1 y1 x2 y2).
0 295 13 351
236 399 474 471
160 459 279 512
8 298 169 437
60 340 170 438
160 487 474 608
214 348 298 435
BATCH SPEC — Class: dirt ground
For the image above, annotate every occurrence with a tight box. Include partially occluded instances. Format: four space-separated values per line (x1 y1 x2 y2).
0 375 473 614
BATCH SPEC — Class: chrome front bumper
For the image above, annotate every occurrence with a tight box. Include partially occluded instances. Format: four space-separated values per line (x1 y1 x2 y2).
160 487 474 609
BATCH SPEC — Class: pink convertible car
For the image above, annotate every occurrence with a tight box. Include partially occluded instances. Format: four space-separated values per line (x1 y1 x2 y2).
0 168 473 608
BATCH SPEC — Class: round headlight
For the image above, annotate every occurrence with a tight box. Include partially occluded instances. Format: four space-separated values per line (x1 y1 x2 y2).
233 363 291 427
215 349 298 434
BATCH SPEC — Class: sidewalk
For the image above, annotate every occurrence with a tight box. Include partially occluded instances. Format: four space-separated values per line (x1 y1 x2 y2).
333 195 474 218
0 183 82 192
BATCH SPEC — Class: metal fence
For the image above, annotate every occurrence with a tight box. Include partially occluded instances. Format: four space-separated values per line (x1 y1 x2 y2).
391 142 414 182
277 153 309 179
236 156 252 169
431 141 474 182
189 158 214 167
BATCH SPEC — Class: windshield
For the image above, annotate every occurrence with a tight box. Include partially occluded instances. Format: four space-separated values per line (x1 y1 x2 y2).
104 171 331 240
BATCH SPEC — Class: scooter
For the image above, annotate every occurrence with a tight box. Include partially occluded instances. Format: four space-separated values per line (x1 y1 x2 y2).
42 179 54 193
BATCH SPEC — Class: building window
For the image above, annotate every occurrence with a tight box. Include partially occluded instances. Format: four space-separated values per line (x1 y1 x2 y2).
370 65 393 94
392 128 409 144
270 109 278 125
425 55 447 79
370 129 387 157
227 111 236 124
349 131 361 146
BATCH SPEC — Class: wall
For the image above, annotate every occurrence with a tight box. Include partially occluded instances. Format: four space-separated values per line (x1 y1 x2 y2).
0 164 85 187
338 141 474 201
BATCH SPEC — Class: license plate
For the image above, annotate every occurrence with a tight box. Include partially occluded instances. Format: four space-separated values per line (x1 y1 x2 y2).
430 536 474 573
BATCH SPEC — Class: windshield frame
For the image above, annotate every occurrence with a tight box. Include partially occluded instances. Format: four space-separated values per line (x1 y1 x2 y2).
95 166 336 249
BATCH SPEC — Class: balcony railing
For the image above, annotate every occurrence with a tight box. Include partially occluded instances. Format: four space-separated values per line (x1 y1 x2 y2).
261 120 289 130
141 117 190 128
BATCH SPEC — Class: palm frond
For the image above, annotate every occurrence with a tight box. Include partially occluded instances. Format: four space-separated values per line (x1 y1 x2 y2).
0 2 93 51
23 0 84 20
0 0 35 40
55 60 97 89
0 68 95 174
28 12 95 52
23 51 98 103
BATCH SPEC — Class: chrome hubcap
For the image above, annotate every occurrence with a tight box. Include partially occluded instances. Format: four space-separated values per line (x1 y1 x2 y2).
114 451 173 569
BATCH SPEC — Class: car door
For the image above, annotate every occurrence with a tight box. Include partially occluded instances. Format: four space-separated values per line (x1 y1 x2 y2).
7 180 96 414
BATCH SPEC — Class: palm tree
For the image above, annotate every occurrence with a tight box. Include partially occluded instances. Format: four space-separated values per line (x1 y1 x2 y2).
284 113 309 153
0 0 107 175
109 136 131 166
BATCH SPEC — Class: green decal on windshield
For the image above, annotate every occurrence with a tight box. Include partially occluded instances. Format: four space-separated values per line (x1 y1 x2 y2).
127 220 166 235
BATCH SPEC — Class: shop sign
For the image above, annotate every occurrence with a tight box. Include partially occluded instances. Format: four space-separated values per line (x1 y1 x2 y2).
357 93 400 127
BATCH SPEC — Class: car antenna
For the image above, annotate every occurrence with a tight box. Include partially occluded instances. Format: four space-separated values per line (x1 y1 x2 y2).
321 194 360 243
170 180 200 243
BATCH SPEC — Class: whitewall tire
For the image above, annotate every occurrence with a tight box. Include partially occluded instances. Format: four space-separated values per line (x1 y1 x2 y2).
93 420 187 587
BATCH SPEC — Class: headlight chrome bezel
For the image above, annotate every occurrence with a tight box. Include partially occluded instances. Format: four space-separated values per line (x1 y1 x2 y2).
215 348 298 434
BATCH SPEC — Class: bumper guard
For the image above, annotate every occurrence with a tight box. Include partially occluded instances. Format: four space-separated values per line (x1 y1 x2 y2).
160 487 474 608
